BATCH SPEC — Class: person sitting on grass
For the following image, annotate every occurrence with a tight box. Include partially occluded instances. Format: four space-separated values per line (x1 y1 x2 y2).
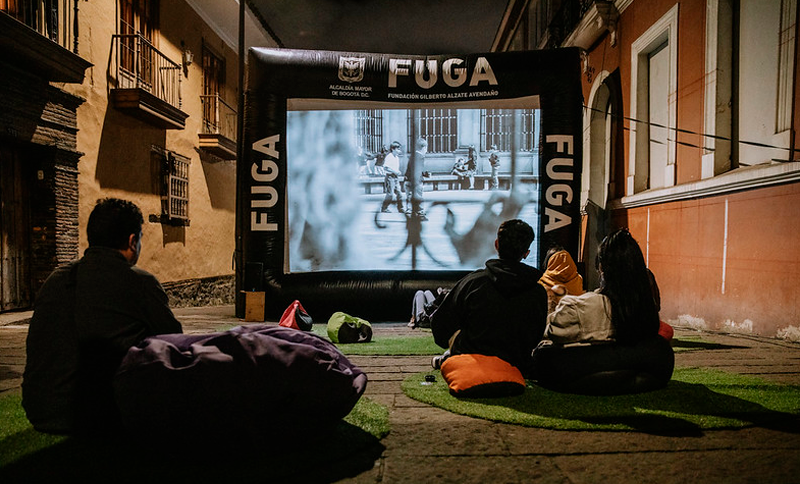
530 228 674 394
22 198 183 435
538 244 584 314
540 229 657 346
408 287 449 329
429 219 548 372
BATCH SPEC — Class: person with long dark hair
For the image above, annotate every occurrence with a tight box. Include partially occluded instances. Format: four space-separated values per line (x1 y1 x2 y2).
541 229 658 345
530 228 674 394
594 229 660 342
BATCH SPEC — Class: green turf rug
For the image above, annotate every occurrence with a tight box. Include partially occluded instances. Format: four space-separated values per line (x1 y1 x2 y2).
403 367 800 433
311 324 441 355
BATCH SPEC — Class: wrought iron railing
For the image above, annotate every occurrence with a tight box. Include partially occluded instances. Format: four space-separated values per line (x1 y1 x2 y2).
200 94 237 141
1 0 77 52
112 33 182 109
534 0 598 48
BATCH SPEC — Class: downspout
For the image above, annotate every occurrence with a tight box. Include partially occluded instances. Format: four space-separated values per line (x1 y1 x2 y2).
234 0 245 317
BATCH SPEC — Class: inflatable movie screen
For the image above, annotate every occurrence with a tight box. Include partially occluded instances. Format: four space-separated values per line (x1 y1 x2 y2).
240 48 582 320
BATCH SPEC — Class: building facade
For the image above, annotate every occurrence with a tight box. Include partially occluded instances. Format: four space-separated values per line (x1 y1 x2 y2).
0 0 275 311
496 0 800 339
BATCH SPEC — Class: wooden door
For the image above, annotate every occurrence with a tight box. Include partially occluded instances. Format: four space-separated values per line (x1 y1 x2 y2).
0 146 32 311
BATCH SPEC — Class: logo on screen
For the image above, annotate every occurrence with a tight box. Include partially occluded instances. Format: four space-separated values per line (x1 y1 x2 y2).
338 56 365 83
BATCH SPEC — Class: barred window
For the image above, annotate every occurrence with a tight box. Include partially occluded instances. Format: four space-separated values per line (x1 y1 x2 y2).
410 109 458 153
481 109 537 152
151 147 190 225
354 110 383 153
167 152 189 221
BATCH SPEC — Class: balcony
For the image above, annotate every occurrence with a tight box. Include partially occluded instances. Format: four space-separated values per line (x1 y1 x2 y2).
199 94 237 160
110 34 188 130
0 0 91 82
543 0 619 50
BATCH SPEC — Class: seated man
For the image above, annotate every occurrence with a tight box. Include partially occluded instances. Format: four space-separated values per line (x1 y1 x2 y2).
22 198 183 435
451 158 469 190
430 219 548 373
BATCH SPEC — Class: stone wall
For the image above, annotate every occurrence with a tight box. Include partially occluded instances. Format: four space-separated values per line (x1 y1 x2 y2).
1 60 83 297
162 274 235 308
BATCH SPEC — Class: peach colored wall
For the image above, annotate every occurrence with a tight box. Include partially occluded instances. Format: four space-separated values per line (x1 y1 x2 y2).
65 1 242 284
610 183 800 337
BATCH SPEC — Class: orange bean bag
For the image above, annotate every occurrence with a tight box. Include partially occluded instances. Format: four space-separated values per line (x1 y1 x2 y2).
440 354 526 398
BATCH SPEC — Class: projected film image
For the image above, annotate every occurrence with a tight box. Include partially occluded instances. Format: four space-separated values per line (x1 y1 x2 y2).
286 106 541 273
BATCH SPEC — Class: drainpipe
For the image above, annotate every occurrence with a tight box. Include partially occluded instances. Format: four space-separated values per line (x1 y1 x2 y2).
234 0 246 317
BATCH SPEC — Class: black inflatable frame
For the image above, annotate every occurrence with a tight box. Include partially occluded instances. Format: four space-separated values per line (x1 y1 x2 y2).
236 48 583 321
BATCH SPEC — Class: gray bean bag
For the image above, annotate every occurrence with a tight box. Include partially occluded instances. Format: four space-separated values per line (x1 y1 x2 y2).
113 324 368 444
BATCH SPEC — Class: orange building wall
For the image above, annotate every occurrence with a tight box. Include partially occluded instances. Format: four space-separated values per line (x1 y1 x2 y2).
794 9 800 163
576 1 800 338
610 183 800 337
674 0 705 184
581 1 708 188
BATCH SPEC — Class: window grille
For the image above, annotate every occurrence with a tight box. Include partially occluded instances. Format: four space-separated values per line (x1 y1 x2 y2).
354 110 384 154
151 147 189 225
480 109 537 152
410 109 457 153
166 152 189 222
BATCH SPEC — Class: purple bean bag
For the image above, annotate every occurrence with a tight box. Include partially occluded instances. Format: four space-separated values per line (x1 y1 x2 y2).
113 324 367 443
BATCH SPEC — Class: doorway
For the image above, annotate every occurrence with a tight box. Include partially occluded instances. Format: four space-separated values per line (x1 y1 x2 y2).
0 145 32 311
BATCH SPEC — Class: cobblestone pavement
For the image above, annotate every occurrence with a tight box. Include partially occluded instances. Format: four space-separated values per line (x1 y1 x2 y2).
2 305 800 483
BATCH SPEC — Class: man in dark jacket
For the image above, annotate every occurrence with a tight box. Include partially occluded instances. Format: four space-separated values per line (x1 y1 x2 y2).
22 198 183 435
430 219 547 372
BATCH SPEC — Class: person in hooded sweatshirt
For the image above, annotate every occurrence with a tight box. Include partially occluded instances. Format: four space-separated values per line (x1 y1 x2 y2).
538 245 584 314
430 219 548 373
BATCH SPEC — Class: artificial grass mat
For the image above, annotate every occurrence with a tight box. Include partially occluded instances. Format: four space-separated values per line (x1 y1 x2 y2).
214 323 719 356
311 324 442 355
0 391 389 482
403 367 800 433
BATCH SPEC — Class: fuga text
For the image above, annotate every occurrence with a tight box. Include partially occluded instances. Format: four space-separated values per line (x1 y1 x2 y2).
544 135 575 233
250 135 280 232
388 57 498 89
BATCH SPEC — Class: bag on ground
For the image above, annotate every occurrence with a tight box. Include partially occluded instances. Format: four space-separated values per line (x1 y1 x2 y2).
279 299 314 331
327 312 373 344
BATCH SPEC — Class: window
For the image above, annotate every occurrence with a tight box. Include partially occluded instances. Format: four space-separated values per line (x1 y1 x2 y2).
119 0 158 81
2 0 60 42
481 109 537 152
354 110 383 154
119 0 156 39
737 0 796 165
202 46 224 98
152 147 189 225
201 46 226 135
702 0 733 178
647 41 669 189
410 109 457 153
776 0 796 134
628 4 678 194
